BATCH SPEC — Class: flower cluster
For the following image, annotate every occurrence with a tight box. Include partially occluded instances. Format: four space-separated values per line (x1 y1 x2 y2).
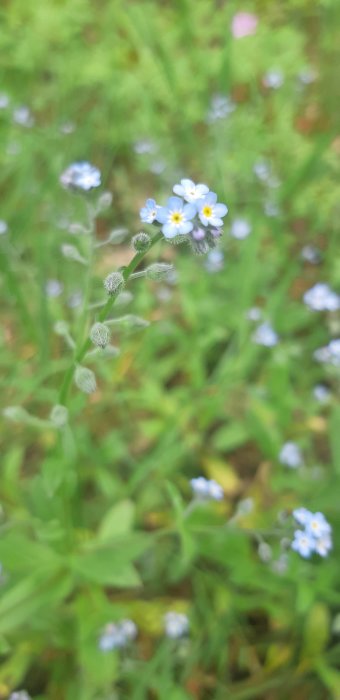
164 611 189 639
60 161 101 192
190 476 224 501
140 179 228 253
314 339 340 367
291 508 332 558
303 283 340 312
98 619 137 652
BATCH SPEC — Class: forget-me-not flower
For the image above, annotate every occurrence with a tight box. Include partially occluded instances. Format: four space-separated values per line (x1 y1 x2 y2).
279 442 303 469
173 178 209 203
303 283 340 312
252 322 279 347
314 339 340 367
305 512 332 539
60 162 101 191
291 529 315 558
140 198 159 224
164 611 189 639
197 192 228 228
156 196 196 238
190 476 224 501
230 218 252 240
99 619 137 652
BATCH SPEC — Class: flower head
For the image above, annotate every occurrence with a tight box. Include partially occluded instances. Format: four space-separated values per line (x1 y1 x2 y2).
231 12 258 39
230 218 251 240
305 512 332 539
99 619 137 652
173 178 209 203
190 476 224 501
303 283 340 312
252 322 278 347
60 162 101 192
293 507 312 526
279 442 303 469
291 529 315 558
140 198 159 224
164 611 189 639
156 196 196 238
314 339 340 367
197 192 228 228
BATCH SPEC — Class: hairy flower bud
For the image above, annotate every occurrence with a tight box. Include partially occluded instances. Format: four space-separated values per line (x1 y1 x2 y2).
104 271 125 295
61 244 87 264
145 263 174 281
75 365 97 394
3 406 29 423
90 322 111 348
49 404 69 427
97 191 113 210
131 232 151 253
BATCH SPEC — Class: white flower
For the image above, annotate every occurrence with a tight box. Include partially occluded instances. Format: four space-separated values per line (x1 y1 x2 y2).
173 178 209 203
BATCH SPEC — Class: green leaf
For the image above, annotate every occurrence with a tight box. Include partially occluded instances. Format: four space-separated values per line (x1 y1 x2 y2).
0 534 61 574
97 499 135 542
72 549 142 587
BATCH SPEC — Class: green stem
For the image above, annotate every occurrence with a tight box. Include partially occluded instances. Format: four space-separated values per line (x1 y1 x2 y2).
58 231 162 406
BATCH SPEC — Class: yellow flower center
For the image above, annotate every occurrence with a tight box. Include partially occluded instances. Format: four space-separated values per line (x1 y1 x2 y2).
171 212 183 224
202 205 213 217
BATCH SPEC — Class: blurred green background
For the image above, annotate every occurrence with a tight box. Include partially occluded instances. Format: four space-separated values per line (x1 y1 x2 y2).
1 0 340 698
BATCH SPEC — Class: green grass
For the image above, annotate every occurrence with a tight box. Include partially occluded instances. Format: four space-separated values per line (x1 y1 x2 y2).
1 0 340 698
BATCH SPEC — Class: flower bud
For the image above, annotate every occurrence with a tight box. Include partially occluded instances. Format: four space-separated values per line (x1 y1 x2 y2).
90 322 111 348
54 320 69 336
97 191 113 210
145 263 174 281
61 244 87 264
50 404 69 427
74 365 97 394
131 232 151 253
3 406 29 423
104 271 125 295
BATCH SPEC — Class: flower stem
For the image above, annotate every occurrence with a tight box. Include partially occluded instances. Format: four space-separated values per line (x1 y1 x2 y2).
58 231 162 406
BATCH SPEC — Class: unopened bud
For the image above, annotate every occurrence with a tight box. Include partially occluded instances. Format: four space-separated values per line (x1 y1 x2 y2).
61 244 87 264
74 365 97 394
131 232 151 253
50 404 69 427
90 322 111 348
145 263 174 281
54 320 69 336
3 406 29 423
107 228 128 244
104 271 125 295
97 191 113 210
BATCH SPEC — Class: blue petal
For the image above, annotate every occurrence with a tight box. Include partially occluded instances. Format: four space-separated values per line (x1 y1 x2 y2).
198 212 209 226
183 203 197 219
162 223 178 238
179 221 193 235
210 217 224 227
214 203 228 217
203 191 217 205
173 184 184 196
146 198 156 208
156 207 169 224
167 196 183 210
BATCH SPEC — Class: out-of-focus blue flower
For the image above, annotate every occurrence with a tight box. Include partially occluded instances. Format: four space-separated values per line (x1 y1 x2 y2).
206 94 236 123
291 508 333 559
291 529 315 558
230 218 251 239
99 619 137 652
173 178 209 203
303 283 340 311
246 307 262 321
314 339 340 367
205 249 224 273
0 93 9 109
190 476 224 501
263 69 284 89
313 384 331 403
13 105 34 127
164 612 189 639
197 192 228 228
279 442 303 469
305 512 332 539
45 279 63 298
140 198 159 224
60 162 101 191
0 220 8 235
252 322 278 347
156 196 196 238
9 692 31 700
300 245 321 264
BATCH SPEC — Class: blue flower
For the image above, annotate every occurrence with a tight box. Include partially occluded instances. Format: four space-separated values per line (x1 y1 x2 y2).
60 162 101 191
197 192 228 227
98 619 137 652
314 535 332 557
156 196 196 238
305 512 332 539
291 529 315 558
279 442 303 469
140 198 159 224
164 612 189 639
173 178 209 203
293 507 312 526
252 322 279 347
190 476 224 501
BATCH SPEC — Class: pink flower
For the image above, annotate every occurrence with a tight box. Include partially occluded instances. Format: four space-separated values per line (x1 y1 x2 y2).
231 12 258 39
